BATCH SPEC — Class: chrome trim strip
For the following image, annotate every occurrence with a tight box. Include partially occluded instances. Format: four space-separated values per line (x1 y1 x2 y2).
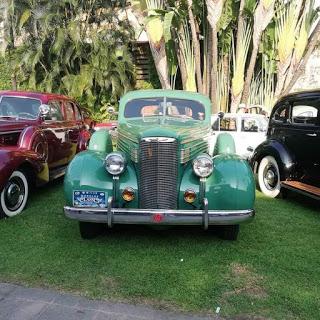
142 137 176 143
203 198 209 230
64 206 255 226
107 196 113 228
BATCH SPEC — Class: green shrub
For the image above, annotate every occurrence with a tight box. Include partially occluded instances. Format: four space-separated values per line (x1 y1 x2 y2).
0 56 12 90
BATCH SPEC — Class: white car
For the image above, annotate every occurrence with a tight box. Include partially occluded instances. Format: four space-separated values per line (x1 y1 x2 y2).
209 113 268 159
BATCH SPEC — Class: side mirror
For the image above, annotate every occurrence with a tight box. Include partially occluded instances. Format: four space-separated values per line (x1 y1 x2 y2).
39 104 50 116
218 111 224 119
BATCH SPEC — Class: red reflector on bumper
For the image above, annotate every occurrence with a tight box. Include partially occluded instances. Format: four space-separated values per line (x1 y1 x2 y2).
152 213 164 223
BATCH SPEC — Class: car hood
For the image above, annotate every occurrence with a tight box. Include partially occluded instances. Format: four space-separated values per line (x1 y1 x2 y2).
0 119 37 133
117 119 211 162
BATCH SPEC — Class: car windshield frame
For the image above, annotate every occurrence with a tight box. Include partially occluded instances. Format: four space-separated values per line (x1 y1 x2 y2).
0 95 42 120
124 97 206 122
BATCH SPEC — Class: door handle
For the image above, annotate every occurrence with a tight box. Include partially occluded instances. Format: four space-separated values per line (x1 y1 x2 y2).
306 133 317 137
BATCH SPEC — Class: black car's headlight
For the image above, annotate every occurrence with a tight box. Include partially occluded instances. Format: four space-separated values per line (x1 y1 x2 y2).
193 154 213 178
105 152 126 175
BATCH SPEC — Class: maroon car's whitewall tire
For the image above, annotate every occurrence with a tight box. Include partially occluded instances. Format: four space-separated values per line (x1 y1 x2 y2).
0 170 29 218
258 156 281 198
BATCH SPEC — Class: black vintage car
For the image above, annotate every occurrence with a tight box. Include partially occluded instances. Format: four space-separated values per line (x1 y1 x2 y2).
251 90 320 199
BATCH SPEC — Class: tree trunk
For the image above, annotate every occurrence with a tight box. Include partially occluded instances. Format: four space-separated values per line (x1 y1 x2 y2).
205 26 212 96
206 0 224 112
282 20 320 96
175 26 188 91
187 0 203 93
148 35 171 89
241 44 259 105
11 74 17 90
235 0 245 57
222 53 230 112
242 0 275 105
211 25 218 113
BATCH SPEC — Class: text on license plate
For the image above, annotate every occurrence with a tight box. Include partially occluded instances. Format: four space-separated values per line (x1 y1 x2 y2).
73 191 106 208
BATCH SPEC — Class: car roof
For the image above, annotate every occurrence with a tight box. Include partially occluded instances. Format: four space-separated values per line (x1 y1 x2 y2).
276 89 320 103
0 90 72 103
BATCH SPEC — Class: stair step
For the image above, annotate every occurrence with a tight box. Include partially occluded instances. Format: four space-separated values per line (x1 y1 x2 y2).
281 181 320 200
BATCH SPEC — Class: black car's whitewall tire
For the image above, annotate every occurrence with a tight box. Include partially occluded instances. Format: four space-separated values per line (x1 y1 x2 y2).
258 156 281 198
0 170 29 218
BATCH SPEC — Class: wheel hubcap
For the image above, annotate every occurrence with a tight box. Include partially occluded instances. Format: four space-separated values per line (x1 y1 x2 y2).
263 165 278 190
4 178 25 211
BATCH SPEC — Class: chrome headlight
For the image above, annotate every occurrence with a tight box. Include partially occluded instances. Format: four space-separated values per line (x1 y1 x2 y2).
193 154 213 178
105 152 126 175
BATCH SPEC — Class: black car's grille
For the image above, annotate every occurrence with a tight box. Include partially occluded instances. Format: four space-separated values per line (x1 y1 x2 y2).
139 137 178 209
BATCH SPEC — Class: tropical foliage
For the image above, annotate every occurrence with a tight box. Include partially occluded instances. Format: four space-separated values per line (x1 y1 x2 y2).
131 0 320 113
1 0 320 115
2 0 135 118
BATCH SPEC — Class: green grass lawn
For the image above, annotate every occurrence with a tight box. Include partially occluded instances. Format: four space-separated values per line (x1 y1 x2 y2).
1 179 319 319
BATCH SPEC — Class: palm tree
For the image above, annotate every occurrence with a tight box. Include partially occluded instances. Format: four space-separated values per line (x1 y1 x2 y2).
274 0 302 98
230 20 252 112
186 0 203 93
206 0 225 112
241 0 275 105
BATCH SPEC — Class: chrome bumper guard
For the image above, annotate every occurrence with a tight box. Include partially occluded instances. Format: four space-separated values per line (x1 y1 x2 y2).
64 197 254 230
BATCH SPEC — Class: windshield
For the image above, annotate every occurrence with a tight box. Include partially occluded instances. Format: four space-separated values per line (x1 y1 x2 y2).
124 98 206 121
0 96 41 120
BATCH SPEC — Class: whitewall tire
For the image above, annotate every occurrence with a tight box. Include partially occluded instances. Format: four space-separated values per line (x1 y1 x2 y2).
0 170 29 218
258 156 281 198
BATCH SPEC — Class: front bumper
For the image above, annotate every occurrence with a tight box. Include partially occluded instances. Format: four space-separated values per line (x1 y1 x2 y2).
64 197 254 230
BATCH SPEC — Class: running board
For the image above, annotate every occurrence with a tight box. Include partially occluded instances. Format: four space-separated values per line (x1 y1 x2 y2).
49 166 67 180
281 181 320 200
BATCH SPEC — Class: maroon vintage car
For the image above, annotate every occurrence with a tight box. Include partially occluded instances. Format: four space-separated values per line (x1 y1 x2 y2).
0 91 90 218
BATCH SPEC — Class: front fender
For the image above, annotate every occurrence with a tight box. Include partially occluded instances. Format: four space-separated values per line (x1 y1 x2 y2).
64 150 138 208
179 154 255 210
0 149 44 191
250 139 295 180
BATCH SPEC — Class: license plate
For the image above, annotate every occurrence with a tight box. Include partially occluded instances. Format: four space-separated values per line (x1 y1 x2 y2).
73 191 106 208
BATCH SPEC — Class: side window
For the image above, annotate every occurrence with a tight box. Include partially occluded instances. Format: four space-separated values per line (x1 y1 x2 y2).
47 101 63 121
292 103 319 126
74 104 82 121
64 102 75 121
220 118 237 131
242 118 259 132
272 103 290 123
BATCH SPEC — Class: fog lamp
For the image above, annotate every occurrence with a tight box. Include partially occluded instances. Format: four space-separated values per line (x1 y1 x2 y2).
122 187 135 202
184 189 196 203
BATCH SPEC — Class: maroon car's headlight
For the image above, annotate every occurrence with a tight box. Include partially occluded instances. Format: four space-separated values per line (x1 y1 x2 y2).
105 152 126 175
193 154 213 178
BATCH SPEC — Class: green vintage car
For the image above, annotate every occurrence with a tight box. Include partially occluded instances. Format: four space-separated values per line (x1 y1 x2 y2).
64 90 255 240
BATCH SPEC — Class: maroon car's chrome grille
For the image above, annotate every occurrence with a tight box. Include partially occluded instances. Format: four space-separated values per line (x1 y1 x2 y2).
139 137 178 209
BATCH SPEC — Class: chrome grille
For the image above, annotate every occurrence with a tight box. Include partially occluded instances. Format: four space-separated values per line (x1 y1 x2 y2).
139 137 178 209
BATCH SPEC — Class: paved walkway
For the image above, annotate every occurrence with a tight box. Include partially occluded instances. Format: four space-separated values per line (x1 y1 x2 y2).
0 282 213 320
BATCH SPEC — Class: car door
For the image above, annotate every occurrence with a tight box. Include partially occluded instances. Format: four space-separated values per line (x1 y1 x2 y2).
63 100 80 161
41 100 69 168
268 102 292 143
289 100 320 181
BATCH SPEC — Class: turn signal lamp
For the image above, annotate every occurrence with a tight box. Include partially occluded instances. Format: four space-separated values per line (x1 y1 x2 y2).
122 187 135 202
184 189 196 204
